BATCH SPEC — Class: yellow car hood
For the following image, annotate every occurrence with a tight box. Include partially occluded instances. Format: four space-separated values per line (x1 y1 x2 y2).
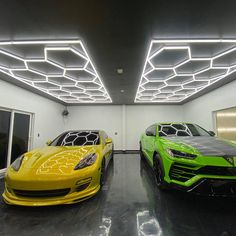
21 146 98 175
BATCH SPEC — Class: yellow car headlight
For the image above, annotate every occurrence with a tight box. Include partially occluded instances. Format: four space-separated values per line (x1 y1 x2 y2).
74 153 97 170
11 155 24 171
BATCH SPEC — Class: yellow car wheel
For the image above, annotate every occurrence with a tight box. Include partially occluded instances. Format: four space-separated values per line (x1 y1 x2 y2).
100 159 106 187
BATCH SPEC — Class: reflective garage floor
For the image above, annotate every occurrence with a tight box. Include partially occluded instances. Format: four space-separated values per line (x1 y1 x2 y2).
1 154 236 236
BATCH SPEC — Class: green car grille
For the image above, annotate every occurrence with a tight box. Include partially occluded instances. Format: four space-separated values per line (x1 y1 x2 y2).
169 163 196 182
169 163 236 182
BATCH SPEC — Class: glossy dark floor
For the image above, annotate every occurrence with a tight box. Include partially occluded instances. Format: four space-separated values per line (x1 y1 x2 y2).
1 154 236 236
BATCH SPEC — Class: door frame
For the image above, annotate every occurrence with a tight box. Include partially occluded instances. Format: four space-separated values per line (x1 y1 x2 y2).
0 107 33 173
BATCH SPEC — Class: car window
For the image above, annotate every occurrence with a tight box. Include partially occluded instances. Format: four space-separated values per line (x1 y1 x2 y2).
50 131 100 146
158 124 210 137
146 125 157 136
101 131 108 144
187 124 211 136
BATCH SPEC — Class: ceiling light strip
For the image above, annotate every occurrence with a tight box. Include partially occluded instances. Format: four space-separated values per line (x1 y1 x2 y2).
135 39 236 103
0 40 112 103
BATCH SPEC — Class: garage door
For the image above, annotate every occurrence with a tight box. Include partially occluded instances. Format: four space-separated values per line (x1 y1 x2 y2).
216 107 236 141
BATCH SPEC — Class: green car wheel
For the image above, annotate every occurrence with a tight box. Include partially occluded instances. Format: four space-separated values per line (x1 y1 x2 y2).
153 154 169 190
139 143 145 160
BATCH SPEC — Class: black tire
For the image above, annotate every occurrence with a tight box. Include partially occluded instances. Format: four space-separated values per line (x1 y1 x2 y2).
111 145 114 160
139 143 145 160
153 154 169 190
100 159 106 187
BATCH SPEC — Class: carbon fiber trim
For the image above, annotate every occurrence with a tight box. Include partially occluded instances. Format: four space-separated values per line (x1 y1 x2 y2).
170 179 236 197
164 136 236 156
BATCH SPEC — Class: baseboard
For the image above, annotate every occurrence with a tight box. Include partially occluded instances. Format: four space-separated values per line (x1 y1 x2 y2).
114 150 139 154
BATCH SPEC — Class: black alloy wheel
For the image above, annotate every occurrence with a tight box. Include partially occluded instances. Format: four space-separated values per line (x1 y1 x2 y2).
140 144 145 160
153 155 168 190
111 145 114 160
100 159 106 187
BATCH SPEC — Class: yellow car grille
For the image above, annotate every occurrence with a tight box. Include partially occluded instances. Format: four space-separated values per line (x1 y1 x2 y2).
13 188 71 198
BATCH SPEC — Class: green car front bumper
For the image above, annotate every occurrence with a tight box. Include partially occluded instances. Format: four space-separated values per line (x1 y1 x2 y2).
163 155 236 196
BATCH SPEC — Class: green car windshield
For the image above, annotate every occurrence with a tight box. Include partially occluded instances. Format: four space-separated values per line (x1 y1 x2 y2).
158 123 211 137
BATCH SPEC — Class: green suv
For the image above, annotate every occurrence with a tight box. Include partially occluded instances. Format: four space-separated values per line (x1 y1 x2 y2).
140 123 236 196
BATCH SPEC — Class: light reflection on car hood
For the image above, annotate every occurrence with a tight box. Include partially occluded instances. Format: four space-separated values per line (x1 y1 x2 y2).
21 146 98 175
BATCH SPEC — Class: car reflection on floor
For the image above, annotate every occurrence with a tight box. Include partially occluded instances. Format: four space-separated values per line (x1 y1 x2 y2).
139 156 236 236
136 210 162 236
0 154 236 236
0 159 115 236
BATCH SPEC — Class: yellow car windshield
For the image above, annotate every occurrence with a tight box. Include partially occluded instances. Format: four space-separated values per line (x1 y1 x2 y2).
50 131 100 146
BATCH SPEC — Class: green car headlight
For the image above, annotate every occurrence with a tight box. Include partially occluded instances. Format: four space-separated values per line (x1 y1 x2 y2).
74 153 97 170
166 148 197 160
11 155 24 171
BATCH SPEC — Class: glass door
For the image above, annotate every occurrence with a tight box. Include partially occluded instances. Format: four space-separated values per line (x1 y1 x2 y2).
0 110 11 169
0 108 32 172
11 112 31 164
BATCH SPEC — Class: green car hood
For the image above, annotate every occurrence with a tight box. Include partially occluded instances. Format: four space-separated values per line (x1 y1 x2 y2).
162 136 236 157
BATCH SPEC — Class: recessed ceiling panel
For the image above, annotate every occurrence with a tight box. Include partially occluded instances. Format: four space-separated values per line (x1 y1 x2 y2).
0 40 112 103
135 39 236 103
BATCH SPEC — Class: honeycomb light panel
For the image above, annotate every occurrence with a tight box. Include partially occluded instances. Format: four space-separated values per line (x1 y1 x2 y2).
135 39 236 103
0 40 112 103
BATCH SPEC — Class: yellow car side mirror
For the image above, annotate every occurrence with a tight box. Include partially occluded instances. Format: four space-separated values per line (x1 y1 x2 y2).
105 138 112 145
46 140 52 146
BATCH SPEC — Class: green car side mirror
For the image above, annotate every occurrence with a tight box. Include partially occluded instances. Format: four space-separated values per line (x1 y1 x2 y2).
146 130 155 136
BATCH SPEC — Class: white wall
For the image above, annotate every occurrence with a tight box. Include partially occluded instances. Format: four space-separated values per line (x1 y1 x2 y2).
0 80 65 148
126 105 184 150
65 105 184 150
183 80 236 131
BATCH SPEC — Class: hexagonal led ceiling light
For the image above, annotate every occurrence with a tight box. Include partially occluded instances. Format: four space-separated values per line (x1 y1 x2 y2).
135 39 236 103
0 40 111 103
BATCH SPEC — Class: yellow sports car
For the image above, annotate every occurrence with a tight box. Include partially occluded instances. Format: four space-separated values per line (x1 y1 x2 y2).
3 130 113 206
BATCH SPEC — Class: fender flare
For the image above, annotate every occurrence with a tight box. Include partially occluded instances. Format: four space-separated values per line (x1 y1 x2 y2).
153 151 165 178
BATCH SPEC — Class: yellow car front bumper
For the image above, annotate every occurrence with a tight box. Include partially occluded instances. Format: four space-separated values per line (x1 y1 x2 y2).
3 156 103 206
2 184 100 206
